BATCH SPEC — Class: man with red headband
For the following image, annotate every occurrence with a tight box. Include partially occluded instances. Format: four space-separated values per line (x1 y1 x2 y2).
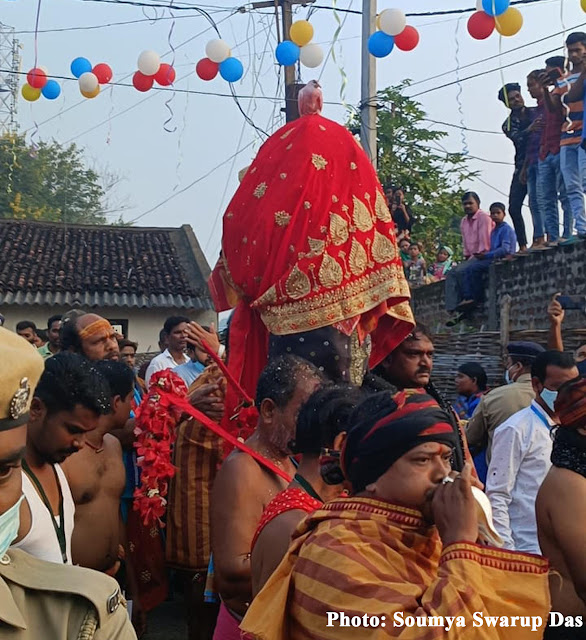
241 390 550 640
537 376 586 639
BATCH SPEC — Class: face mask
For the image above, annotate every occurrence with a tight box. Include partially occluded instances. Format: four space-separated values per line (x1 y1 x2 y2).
540 388 558 412
504 369 512 384
0 495 24 558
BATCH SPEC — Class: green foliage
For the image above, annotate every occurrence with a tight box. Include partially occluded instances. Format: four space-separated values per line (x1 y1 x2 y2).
0 134 106 224
348 81 478 259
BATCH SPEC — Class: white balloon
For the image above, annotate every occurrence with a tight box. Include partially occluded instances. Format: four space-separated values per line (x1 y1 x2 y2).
300 43 324 68
137 50 161 76
475 0 484 10
205 39 231 64
379 8 406 36
78 72 99 93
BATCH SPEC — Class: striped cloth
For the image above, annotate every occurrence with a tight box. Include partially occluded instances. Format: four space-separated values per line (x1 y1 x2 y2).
554 72 583 146
241 497 550 639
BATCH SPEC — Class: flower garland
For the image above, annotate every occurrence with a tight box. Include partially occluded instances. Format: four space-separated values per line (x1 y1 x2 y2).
133 369 188 526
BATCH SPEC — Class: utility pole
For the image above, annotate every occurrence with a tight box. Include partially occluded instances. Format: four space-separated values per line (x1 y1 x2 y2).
360 0 377 167
0 22 20 136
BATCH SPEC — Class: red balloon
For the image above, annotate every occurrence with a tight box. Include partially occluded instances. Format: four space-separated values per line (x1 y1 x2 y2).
394 26 420 51
27 68 47 89
155 63 176 86
196 58 219 81
467 11 495 40
93 63 113 84
132 71 154 92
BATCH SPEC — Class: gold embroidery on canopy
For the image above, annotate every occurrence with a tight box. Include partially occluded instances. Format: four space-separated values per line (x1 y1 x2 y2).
349 238 368 276
253 182 267 199
375 190 392 222
353 195 373 232
242 237 248 244
226 212 234 219
350 162 357 170
329 213 349 246
350 331 371 386
332 195 339 203
307 237 326 256
319 254 344 289
286 143 293 150
304 201 312 210
250 167 257 173
372 230 396 263
307 263 319 292
255 285 278 306
319 125 326 131
312 154 328 170
285 265 311 300
274 211 291 227
338 250 350 278
280 127 295 140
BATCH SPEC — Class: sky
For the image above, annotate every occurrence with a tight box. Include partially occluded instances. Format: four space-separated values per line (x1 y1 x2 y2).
2 0 585 268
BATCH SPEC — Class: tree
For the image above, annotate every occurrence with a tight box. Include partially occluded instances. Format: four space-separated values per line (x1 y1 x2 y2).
0 134 107 224
348 81 478 257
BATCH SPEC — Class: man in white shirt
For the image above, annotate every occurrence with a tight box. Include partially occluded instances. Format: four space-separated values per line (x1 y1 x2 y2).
145 316 191 389
487 350 579 553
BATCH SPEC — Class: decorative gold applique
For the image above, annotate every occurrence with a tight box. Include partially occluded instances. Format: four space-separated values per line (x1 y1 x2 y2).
280 127 295 140
320 226 327 233
312 154 328 170
307 237 326 256
280 173 287 180
250 167 257 173
350 162 357 170
274 211 291 227
349 238 368 276
319 254 343 289
375 190 392 222
226 212 234 219
286 143 293 150
372 230 396 263
329 213 349 246
253 182 267 199
350 331 371 385
352 195 373 232
304 201 311 210
342 204 349 213
255 284 278 306
242 237 248 244
285 265 311 300
332 195 338 203
319 125 326 131
289 245 295 252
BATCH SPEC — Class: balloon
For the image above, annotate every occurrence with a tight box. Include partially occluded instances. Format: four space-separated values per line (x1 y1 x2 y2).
379 8 406 36
394 25 419 51
81 86 100 99
300 43 324 68
155 63 176 86
290 20 314 47
70 57 92 78
219 57 244 82
21 84 41 102
368 31 394 58
495 7 523 36
275 40 300 66
93 63 113 84
482 0 510 17
137 50 160 76
376 14 381 30
205 39 231 64
582 0 586 12
27 68 47 89
467 11 495 39
196 58 219 81
41 80 61 100
132 71 154 92
78 72 99 93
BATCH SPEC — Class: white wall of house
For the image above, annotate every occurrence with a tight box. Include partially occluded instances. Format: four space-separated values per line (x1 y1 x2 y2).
2 305 217 353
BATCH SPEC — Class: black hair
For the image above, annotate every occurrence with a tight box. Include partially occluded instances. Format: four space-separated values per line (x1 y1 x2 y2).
16 320 37 333
461 191 480 204
255 354 324 409
527 69 545 81
59 309 88 353
566 32 586 47
34 352 111 416
406 323 432 343
361 372 397 394
489 202 507 213
290 385 363 455
47 314 62 330
118 338 138 352
497 83 521 104
531 350 576 383
545 56 566 69
458 362 488 391
94 360 135 401
158 328 167 342
163 316 189 335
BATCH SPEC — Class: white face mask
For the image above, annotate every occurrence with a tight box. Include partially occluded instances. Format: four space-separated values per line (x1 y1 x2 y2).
540 388 558 412
0 495 24 558
505 363 518 385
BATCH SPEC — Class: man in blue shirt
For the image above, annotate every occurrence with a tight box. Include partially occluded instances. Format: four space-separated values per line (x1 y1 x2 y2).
459 202 517 308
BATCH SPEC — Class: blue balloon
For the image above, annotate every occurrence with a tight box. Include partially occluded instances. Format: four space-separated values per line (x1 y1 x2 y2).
219 57 244 83
70 57 92 79
368 31 394 58
481 0 509 16
275 40 300 66
41 80 61 100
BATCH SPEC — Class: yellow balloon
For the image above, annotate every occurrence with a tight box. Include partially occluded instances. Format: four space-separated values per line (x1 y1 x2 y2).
290 20 314 47
376 14 381 30
582 0 586 13
21 83 41 102
81 85 100 99
495 7 523 37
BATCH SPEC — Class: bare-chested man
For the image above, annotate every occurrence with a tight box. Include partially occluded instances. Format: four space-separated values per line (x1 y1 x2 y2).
63 360 133 574
537 376 586 640
210 355 323 639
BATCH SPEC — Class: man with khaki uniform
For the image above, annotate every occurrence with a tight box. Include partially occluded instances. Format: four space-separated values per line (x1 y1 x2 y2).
0 327 137 640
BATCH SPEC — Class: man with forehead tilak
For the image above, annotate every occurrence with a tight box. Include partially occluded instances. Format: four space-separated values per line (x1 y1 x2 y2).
0 327 137 639
242 390 550 640
61 311 120 362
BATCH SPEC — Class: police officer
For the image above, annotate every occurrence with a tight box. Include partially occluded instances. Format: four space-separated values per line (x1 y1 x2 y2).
0 327 137 640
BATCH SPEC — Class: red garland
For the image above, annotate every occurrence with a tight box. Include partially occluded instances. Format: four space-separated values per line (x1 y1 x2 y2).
132 369 188 527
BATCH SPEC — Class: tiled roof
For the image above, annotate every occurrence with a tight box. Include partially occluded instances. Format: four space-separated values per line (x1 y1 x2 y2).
0 219 214 310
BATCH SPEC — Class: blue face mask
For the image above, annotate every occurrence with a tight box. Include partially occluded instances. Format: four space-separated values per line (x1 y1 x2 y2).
540 388 558 413
0 495 24 558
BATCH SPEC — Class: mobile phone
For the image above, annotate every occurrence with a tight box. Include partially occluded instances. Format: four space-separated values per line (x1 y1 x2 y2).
394 193 402 205
557 295 586 311
547 68 563 83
